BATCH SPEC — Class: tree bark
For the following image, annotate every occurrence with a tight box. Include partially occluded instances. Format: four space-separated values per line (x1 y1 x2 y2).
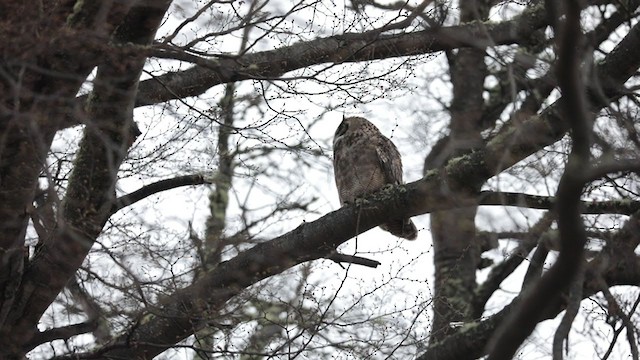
428 0 489 344
0 1 171 355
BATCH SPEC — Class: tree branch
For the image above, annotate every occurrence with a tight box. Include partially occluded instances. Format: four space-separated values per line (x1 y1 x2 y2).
552 259 586 360
112 174 213 214
478 191 640 214
488 1 592 357
22 321 97 352
131 6 549 107
473 212 554 317
521 240 550 290
598 277 640 360
326 252 382 268
585 158 640 182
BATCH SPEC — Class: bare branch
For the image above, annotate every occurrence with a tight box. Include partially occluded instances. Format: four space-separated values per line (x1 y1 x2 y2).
473 213 554 317
133 7 549 107
22 321 97 352
326 252 382 268
479 191 640 214
112 174 213 214
585 158 640 182
552 260 586 360
488 0 593 358
598 277 640 360
521 240 550 291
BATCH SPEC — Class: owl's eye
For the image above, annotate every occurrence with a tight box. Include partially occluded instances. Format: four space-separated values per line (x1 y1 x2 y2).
335 122 349 137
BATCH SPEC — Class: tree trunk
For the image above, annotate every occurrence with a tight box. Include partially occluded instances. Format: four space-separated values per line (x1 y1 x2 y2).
427 0 489 345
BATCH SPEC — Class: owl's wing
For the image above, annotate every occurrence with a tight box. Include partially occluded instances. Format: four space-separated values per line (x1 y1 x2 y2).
375 138 403 185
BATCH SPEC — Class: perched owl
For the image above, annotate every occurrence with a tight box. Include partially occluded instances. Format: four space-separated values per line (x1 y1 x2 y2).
333 116 418 240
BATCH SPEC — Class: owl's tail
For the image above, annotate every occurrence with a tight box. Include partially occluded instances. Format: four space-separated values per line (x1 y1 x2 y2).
380 219 418 240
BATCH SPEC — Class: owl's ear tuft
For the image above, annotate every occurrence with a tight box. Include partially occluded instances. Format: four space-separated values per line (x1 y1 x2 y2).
335 120 349 138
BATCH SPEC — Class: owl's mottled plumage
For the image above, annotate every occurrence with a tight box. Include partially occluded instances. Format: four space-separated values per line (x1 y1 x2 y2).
333 116 417 240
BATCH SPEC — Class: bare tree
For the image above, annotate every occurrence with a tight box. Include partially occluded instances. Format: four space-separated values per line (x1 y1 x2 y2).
1 0 640 359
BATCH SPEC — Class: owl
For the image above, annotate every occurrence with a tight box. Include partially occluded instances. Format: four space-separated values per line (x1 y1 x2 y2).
333 116 417 240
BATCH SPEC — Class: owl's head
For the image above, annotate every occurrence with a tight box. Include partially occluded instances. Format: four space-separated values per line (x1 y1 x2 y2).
334 116 379 147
